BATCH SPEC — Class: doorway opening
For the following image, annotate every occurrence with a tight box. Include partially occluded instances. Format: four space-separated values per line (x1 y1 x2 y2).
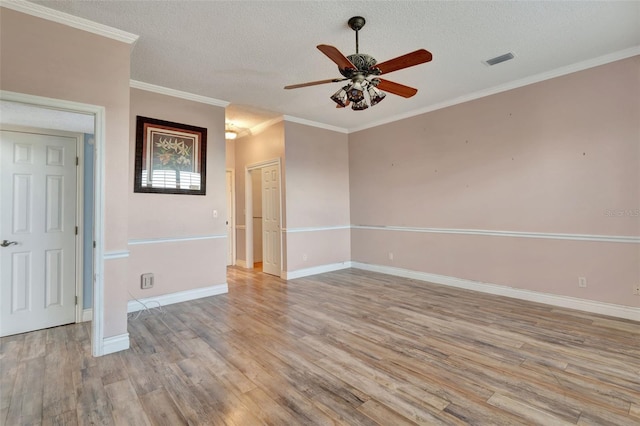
0 91 106 356
249 169 263 270
244 159 282 277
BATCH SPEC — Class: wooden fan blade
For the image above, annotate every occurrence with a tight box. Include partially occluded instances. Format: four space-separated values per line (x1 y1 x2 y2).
284 78 346 90
376 79 418 98
317 44 356 70
373 49 432 74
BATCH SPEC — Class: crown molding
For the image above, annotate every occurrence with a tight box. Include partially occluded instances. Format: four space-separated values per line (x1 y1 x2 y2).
248 116 284 137
283 115 349 134
255 46 639 135
349 46 640 133
130 80 229 107
246 114 349 138
1 0 139 45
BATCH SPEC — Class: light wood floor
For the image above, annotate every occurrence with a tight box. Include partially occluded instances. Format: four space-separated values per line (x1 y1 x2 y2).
2 267 639 425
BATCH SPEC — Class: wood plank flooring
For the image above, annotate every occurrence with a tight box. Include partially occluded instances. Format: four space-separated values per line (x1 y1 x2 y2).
2 267 639 425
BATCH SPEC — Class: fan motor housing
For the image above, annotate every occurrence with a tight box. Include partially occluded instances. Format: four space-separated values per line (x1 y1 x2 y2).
340 54 381 78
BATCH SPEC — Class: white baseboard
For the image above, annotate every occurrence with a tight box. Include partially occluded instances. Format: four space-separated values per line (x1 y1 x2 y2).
102 333 130 355
283 261 353 280
127 283 229 313
236 259 249 268
82 308 92 322
351 262 639 322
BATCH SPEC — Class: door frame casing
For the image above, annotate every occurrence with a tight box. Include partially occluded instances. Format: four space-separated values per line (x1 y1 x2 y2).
0 124 85 328
244 158 282 276
1 90 107 357
225 169 236 266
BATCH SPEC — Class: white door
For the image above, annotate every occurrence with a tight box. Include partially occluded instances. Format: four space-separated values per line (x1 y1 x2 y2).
261 165 281 276
0 129 78 337
225 170 234 266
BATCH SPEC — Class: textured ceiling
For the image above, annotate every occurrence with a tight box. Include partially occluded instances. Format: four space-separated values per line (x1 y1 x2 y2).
23 1 640 132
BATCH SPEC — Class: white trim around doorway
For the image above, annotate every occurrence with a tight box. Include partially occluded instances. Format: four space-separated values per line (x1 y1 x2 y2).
226 169 236 266
0 90 108 357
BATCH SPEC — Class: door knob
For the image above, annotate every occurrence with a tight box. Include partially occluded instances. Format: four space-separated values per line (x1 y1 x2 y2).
1 240 18 247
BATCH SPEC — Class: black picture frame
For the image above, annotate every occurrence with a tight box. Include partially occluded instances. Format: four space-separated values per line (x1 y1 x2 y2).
134 116 207 195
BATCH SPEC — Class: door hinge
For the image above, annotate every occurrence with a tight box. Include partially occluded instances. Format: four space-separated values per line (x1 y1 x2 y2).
93 241 96 248
76 156 79 166
75 296 78 305
75 226 78 235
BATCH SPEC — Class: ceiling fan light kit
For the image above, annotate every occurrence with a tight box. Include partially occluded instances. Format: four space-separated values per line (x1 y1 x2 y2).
352 99 369 111
367 84 386 106
330 86 349 108
285 16 433 111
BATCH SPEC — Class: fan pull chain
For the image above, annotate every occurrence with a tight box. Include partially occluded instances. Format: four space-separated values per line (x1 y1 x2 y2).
355 30 359 54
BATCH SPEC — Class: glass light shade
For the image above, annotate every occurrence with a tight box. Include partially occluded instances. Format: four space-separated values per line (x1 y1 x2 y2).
225 130 237 140
351 99 368 110
347 82 365 102
330 86 349 108
367 86 386 106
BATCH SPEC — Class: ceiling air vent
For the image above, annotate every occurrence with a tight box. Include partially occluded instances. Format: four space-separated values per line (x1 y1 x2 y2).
484 52 515 66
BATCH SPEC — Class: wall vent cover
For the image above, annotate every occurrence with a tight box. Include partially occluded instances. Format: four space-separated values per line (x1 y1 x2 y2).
484 52 515 66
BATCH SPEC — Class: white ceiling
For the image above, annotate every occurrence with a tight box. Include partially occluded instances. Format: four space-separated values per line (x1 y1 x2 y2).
23 1 640 132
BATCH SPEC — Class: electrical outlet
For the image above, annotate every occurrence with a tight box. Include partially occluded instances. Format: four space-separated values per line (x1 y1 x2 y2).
578 277 587 288
388 252 394 261
141 273 154 289
302 254 308 261
633 284 640 296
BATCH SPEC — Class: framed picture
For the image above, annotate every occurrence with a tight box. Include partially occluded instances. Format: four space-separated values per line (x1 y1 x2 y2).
134 116 207 195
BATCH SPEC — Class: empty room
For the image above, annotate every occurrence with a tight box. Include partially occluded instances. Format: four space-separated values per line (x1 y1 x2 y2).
1 1 639 425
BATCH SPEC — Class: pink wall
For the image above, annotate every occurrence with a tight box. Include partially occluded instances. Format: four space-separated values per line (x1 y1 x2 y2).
283 122 351 272
128 240 227 297
284 122 350 228
226 139 235 170
349 56 640 307
232 120 351 273
0 9 133 336
286 229 350 272
128 88 227 298
351 229 637 305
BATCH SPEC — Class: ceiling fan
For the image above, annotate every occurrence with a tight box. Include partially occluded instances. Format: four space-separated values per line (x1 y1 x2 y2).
284 16 433 111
